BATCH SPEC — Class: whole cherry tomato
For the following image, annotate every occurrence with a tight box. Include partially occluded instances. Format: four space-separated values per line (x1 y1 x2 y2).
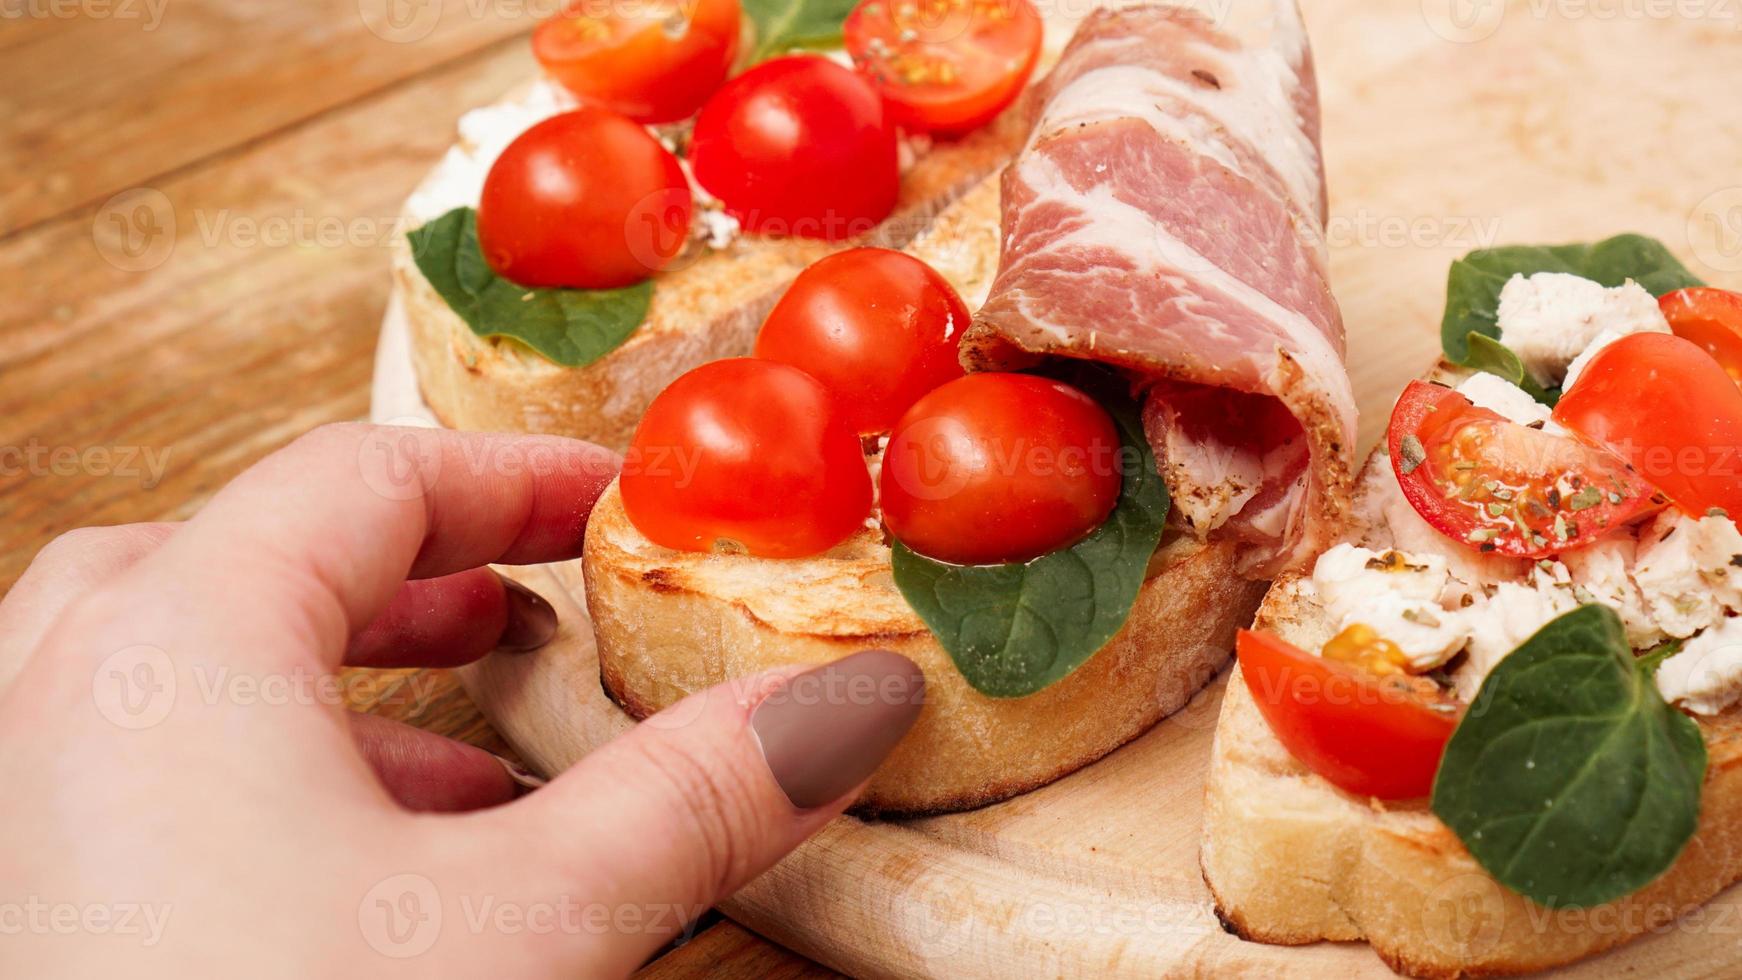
880 373 1122 565
621 359 873 558
533 0 741 124
1387 380 1661 558
1553 332 1742 520
754 248 969 435
690 56 898 241
477 108 692 290
1237 630 1459 801
845 0 1043 135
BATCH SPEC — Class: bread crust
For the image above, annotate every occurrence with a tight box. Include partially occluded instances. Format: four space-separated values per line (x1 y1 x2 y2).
583 481 1268 815
1200 457 1742 978
393 104 1028 449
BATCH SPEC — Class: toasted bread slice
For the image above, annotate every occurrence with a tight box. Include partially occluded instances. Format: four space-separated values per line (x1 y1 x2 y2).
579 174 1266 813
1200 439 1742 978
583 480 1267 814
393 97 1027 449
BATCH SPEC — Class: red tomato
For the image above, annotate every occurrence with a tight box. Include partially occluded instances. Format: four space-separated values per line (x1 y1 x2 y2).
1237 630 1458 800
845 0 1043 135
754 248 969 434
533 0 741 124
620 359 872 558
477 109 692 289
1659 287 1742 384
880 373 1122 565
1388 380 1660 558
1553 332 1742 519
690 57 898 241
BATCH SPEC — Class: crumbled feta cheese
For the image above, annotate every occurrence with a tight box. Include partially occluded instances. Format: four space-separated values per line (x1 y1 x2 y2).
1656 615 1742 714
1311 544 1471 669
1496 273 1669 387
1454 564 1579 700
1560 536 1664 649
1633 512 1742 638
1455 372 1552 427
695 207 741 250
1358 460 1527 602
897 130 934 175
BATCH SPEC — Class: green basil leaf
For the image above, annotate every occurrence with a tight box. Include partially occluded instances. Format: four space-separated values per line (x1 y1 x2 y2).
1463 331 1559 406
1431 604 1706 909
890 373 1171 699
406 208 652 368
741 0 856 62
1441 234 1703 364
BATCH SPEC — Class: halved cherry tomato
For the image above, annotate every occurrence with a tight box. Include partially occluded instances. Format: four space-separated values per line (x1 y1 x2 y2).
844 0 1043 135
1553 332 1742 519
533 0 741 124
690 56 898 241
621 359 873 558
880 373 1122 565
477 108 691 289
1237 630 1459 800
1388 380 1660 558
754 248 969 434
1659 287 1742 384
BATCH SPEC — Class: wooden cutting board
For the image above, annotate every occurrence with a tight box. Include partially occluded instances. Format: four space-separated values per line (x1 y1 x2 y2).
374 2 1742 974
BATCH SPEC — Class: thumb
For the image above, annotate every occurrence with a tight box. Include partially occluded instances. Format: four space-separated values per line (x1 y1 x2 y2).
478 648 925 974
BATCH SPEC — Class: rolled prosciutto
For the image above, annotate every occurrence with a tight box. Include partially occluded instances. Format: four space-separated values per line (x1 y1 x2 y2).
963 1 1355 576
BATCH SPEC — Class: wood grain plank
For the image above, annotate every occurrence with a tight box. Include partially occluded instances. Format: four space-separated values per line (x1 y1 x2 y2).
635 920 842 980
0 0 537 236
0 39 544 592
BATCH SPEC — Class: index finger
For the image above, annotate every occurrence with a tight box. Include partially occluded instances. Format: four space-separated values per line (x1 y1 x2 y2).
105 424 618 673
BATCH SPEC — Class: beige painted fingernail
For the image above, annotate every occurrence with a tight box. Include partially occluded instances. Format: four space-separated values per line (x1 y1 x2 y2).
492 754 548 796
497 575 558 651
750 649 926 810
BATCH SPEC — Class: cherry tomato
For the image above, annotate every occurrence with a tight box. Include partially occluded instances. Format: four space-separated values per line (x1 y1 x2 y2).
845 0 1042 135
533 0 741 124
1659 287 1742 384
477 108 691 290
690 56 898 241
1237 630 1459 800
621 359 872 558
1388 380 1660 558
1553 332 1742 519
754 248 969 434
880 373 1122 565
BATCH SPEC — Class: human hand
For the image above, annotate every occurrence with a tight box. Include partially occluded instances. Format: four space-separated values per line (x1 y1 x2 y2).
0 424 924 977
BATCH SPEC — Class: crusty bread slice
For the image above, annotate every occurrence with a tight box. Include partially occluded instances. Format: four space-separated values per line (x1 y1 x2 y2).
393 99 1027 449
1200 449 1742 978
583 480 1267 814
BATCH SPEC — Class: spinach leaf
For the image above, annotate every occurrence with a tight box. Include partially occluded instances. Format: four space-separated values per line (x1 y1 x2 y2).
1463 332 1559 406
741 0 856 62
890 373 1171 699
1431 604 1706 909
1441 234 1702 364
407 208 653 368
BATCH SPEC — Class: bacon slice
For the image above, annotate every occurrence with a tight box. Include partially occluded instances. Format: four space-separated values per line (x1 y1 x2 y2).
962 2 1355 576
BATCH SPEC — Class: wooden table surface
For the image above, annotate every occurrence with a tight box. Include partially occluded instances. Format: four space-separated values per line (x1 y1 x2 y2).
1 2 828 974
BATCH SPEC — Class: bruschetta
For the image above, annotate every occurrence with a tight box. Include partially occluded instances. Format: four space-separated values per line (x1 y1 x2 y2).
584 0 1357 814
1202 235 1742 976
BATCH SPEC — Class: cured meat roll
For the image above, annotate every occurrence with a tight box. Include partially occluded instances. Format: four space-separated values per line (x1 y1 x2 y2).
964 1 1355 575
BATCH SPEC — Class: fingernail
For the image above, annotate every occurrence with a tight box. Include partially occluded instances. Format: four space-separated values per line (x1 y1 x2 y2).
497 575 558 651
750 649 926 810
492 753 548 796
